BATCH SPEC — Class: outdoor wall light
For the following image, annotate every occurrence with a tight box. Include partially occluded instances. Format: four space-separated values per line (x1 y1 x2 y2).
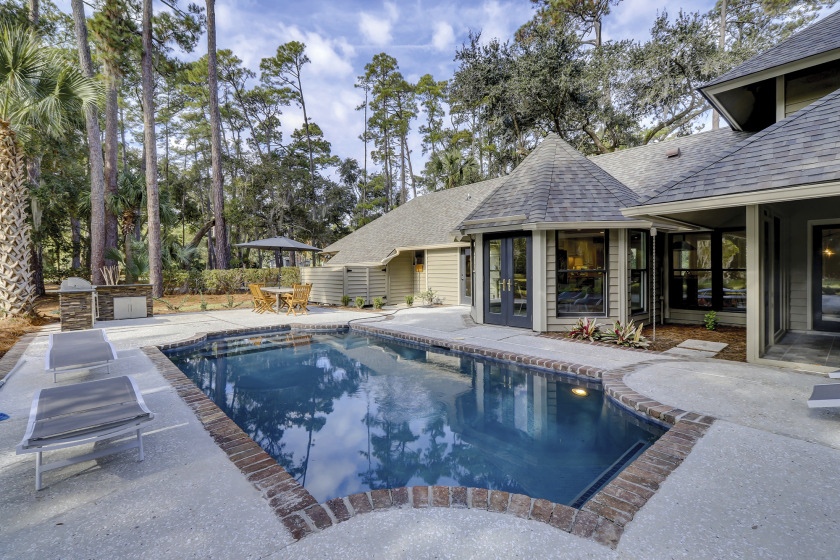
825 247 834 257
571 387 588 396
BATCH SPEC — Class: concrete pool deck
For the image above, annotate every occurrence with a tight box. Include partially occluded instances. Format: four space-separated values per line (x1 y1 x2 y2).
2 306 839 559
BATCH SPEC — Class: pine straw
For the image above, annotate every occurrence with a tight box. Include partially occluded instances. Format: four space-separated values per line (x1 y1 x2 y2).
0 315 56 359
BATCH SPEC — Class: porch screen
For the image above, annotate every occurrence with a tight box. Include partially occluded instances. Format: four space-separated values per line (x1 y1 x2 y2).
556 231 607 316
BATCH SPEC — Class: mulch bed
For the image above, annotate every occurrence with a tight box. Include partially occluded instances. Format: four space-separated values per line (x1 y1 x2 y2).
544 323 747 362
0 315 57 359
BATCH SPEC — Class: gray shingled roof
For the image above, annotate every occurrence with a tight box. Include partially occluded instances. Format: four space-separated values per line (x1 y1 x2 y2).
639 86 840 206
322 177 504 265
703 9 840 89
459 134 640 230
589 129 753 199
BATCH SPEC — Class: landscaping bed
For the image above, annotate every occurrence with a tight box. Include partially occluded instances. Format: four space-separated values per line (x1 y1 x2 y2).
0 315 57 359
642 324 746 362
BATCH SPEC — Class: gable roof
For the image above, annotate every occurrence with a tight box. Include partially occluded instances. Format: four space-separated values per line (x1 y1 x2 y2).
589 129 754 199
459 134 640 230
322 177 503 265
636 86 840 207
703 9 840 89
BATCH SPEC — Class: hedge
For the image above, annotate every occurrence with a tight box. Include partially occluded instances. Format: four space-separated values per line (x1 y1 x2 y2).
162 267 301 295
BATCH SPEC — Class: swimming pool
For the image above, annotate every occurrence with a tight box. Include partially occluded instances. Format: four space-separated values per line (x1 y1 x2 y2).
164 330 664 506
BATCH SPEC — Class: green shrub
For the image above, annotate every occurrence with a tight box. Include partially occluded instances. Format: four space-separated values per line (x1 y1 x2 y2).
704 311 718 331
341 295 352 307
280 267 301 287
199 292 208 311
418 289 437 305
567 317 600 342
373 297 384 309
599 320 650 349
404 295 414 307
355 296 366 309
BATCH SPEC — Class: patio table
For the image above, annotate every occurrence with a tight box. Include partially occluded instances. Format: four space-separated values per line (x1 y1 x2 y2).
261 286 293 313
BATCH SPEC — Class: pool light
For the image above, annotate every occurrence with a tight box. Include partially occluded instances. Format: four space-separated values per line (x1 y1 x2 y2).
571 387 588 397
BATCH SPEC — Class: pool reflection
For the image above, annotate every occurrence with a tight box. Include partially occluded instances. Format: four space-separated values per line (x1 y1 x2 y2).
166 332 663 505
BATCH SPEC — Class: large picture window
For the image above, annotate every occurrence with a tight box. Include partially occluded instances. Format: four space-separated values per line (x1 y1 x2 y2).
629 230 648 314
669 229 746 312
556 231 607 316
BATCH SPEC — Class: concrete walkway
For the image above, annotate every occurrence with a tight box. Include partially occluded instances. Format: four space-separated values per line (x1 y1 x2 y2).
2 306 840 559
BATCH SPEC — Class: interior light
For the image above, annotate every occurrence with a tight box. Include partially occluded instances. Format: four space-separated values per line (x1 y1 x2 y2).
571 387 588 397
825 248 834 257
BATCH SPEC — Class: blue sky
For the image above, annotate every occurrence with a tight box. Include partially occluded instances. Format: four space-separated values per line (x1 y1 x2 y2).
207 0 720 171
58 0 738 175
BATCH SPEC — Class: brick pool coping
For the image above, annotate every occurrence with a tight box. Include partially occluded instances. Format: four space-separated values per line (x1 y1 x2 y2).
145 321 716 550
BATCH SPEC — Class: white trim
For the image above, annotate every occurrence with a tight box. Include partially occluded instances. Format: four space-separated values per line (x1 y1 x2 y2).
618 229 629 324
623 181 840 217
523 220 652 230
746 205 761 363
381 243 469 265
532 231 547 333
462 214 527 226
702 47 840 97
473 234 484 324
775 75 785 122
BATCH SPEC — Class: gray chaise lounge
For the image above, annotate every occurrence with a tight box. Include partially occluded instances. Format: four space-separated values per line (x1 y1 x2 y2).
45 329 118 382
17 376 155 490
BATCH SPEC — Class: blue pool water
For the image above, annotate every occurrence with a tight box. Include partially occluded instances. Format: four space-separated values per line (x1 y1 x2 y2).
164 330 664 506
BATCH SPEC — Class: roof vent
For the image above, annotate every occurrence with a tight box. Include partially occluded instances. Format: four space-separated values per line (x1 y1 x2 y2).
666 148 681 159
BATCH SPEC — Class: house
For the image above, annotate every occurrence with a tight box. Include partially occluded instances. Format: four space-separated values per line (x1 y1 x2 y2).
316 10 840 371
302 177 503 306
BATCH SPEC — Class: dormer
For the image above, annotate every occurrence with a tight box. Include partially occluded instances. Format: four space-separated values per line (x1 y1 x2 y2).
699 10 840 132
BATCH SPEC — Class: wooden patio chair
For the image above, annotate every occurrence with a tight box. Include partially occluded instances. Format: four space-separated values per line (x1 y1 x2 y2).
285 283 312 316
248 283 274 314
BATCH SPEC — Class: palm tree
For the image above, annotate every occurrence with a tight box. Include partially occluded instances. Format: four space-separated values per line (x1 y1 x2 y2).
429 148 479 190
0 23 98 316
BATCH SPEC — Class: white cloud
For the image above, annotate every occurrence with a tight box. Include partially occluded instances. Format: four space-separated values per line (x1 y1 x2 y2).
359 13 393 46
384 2 399 21
431 22 455 52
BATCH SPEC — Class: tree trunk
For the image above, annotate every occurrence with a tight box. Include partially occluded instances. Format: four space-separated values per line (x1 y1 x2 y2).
71 0 106 285
70 217 82 269
29 0 38 24
27 157 44 296
0 122 35 316
104 82 119 263
403 135 416 199
141 0 163 296
206 0 229 269
399 129 407 205
119 103 127 171
713 0 727 130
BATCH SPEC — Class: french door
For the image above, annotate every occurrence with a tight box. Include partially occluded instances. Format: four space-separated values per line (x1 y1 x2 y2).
484 234 532 328
813 224 840 332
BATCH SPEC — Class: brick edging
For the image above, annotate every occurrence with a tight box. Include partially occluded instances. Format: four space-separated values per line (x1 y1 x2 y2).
0 332 39 386
148 321 717 550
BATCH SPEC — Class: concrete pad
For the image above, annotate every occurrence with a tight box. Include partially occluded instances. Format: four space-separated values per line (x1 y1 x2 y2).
625 359 840 449
0 348 289 560
662 347 719 359
620 421 840 560
677 339 728 352
269 508 622 560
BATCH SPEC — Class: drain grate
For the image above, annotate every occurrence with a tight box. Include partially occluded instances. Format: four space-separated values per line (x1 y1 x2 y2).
570 440 647 509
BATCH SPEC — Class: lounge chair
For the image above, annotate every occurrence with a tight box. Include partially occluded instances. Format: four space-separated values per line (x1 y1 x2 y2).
16 375 155 490
808 383 840 408
46 329 118 383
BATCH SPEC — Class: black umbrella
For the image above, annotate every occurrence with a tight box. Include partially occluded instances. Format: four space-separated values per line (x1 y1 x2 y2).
234 236 321 276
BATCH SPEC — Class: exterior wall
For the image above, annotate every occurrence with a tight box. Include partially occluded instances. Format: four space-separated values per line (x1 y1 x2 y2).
300 266 387 306
59 292 94 331
768 197 840 331
784 60 840 117
665 308 746 327
388 252 414 302
300 267 345 305
426 248 461 305
545 229 622 331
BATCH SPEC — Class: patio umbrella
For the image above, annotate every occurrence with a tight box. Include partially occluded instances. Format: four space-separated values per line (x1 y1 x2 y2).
234 236 321 275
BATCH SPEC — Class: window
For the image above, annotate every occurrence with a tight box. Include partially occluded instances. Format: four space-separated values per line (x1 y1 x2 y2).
629 230 648 314
556 231 607 316
414 250 425 272
669 229 746 312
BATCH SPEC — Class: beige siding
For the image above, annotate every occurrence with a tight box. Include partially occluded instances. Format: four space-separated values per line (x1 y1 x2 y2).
388 252 414 302
300 267 344 305
300 265 387 306
785 61 840 117
426 248 461 305
546 229 622 331
667 309 746 327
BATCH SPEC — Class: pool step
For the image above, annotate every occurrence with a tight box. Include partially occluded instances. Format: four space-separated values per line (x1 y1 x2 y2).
569 440 647 509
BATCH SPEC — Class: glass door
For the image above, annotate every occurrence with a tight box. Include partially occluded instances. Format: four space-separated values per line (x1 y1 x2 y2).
814 225 840 332
484 234 531 328
460 247 472 305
